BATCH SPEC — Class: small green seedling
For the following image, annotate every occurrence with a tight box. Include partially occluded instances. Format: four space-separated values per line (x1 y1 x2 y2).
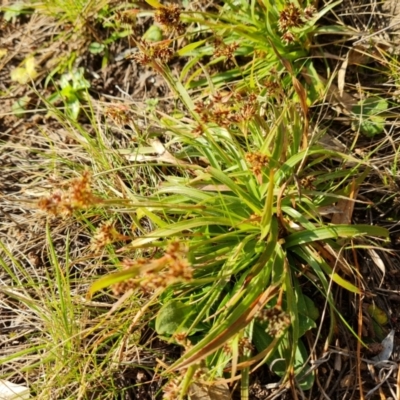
351 96 388 137
48 68 90 120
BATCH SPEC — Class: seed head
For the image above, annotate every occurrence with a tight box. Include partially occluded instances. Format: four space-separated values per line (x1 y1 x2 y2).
281 31 296 45
163 377 181 400
154 4 186 35
90 220 130 253
258 307 291 337
133 39 174 67
105 104 133 126
245 152 269 176
238 337 255 355
38 171 102 216
278 3 303 32
213 38 239 60
304 5 317 20
112 241 193 295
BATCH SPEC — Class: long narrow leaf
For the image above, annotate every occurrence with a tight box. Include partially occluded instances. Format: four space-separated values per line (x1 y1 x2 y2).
284 224 388 248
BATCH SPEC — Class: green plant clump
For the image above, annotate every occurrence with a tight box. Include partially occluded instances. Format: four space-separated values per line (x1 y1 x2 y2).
83 1 391 398
3 0 392 398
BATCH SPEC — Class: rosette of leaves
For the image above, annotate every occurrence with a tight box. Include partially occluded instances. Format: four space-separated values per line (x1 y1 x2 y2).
90 99 388 397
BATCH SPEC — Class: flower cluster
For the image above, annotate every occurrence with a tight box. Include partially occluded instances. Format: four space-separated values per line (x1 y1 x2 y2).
194 92 258 128
154 4 186 35
163 377 182 400
257 306 291 337
38 171 102 216
173 332 193 349
245 152 269 178
115 9 139 25
90 220 131 253
278 3 317 45
264 80 281 97
112 241 193 295
132 39 174 67
105 104 133 126
300 175 316 190
238 337 255 356
278 3 303 32
213 37 239 61
223 336 254 356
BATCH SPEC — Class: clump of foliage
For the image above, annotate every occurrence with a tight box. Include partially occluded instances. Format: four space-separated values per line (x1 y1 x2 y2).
2 0 394 398
85 1 390 397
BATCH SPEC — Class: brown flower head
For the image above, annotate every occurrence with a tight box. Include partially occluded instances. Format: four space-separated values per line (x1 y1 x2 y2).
105 104 133 126
133 39 174 67
238 337 255 355
245 152 269 177
163 377 181 400
213 38 240 61
258 306 291 337
112 242 193 294
278 3 303 32
90 220 131 253
281 31 296 45
194 92 258 128
303 5 317 20
154 4 186 35
38 171 102 216
116 9 139 25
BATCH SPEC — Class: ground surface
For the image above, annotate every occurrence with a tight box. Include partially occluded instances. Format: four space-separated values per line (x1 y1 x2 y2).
2 0 400 399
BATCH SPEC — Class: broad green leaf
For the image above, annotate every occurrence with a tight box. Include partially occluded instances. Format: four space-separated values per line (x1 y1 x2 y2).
253 323 314 390
156 301 206 336
67 98 80 120
296 291 318 337
88 42 105 54
272 339 315 390
351 96 388 137
167 267 278 371
4 2 28 21
143 25 163 42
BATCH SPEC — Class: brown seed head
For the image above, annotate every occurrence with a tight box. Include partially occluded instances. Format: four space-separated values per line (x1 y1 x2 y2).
133 39 174 67
163 378 181 400
154 4 186 35
281 31 296 45
213 39 240 60
105 104 132 126
38 171 101 216
278 3 303 32
258 307 291 337
238 337 255 355
245 152 269 176
304 5 317 20
90 220 130 253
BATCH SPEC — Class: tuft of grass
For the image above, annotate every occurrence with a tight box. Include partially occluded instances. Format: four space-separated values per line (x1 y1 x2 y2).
87 79 389 397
